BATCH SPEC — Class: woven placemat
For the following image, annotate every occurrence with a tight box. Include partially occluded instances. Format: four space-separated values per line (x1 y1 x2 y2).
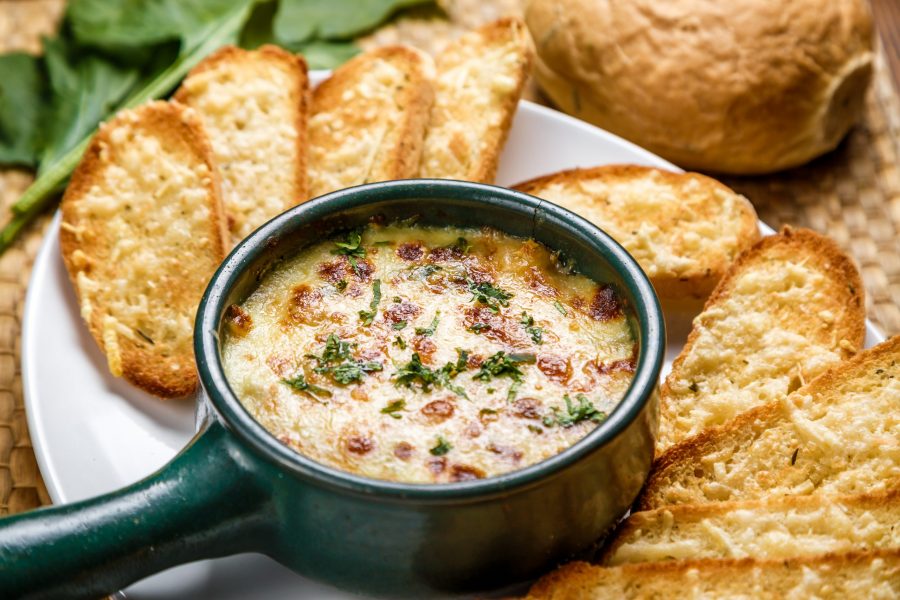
1 0 898 530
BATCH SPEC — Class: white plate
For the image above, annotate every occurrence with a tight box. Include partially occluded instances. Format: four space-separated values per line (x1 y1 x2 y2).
23 84 884 598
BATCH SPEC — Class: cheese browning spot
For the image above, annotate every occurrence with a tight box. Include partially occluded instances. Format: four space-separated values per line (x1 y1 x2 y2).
222 223 635 483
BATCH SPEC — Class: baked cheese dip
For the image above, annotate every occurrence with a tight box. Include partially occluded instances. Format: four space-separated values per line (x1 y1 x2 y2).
222 223 637 483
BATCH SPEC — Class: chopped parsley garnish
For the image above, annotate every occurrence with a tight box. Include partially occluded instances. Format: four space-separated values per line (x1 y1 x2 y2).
281 373 332 399
429 436 452 456
520 312 543 344
393 335 407 350
415 312 440 336
474 351 535 401
332 230 366 275
381 399 406 419
374 240 393 246
393 350 470 399
527 424 543 434
392 320 408 330
469 323 491 334
542 394 607 428
467 279 513 313
319 361 383 385
553 301 568 316
336 279 348 292
358 279 382 325
308 334 382 385
479 408 498 418
474 351 535 382
393 353 437 390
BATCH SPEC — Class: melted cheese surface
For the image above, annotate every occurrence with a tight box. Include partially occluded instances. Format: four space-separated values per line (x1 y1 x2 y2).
222 224 636 483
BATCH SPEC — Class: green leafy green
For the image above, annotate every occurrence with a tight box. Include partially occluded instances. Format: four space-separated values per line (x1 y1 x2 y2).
467 280 513 313
380 399 406 419
359 279 382 325
393 335 407 350
39 36 141 173
553 301 568 316
429 435 452 456
474 351 535 401
274 0 430 45
281 373 332 398
393 350 470 398
392 320 407 330
333 230 366 275
0 53 47 167
415 311 440 336
307 334 382 385
520 312 543 345
542 394 607 428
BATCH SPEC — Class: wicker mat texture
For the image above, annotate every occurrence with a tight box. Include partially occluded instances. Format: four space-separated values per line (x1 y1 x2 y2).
0 0 898 538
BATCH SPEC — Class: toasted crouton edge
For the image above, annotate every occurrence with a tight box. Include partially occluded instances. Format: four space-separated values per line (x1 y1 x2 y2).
60 101 227 398
310 45 435 194
600 487 900 565
513 164 761 298
655 225 866 452
527 548 900 599
174 44 310 214
639 334 900 512
421 17 533 183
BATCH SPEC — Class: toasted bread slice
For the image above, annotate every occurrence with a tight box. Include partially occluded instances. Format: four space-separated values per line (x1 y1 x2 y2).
638 335 900 511
514 165 760 298
60 101 227 398
657 227 865 452
528 550 900 599
419 17 532 183
308 46 434 198
602 489 900 566
174 45 309 246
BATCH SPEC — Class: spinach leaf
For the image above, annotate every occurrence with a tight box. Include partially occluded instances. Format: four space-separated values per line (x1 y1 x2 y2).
0 53 46 167
38 36 140 175
274 0 430 45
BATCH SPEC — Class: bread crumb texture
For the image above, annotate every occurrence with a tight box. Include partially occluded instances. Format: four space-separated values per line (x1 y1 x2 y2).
528 551 900 599
60 101 226 397
604 489 900 565
514 165 760 298
642 335 900 510
658 227 865 451
308 46 434 198
176 45 308 246
420 17 532 182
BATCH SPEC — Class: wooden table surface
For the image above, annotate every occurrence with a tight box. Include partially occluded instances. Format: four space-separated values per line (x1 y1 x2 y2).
872 0 900 89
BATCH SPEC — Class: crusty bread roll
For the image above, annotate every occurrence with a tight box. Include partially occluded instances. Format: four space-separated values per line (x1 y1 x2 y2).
525 0 874 175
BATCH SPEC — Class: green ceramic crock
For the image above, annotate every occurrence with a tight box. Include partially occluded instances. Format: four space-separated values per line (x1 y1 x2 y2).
0 180 664 599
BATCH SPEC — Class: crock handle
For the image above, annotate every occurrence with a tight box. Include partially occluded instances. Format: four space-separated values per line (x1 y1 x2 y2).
0 419 272 600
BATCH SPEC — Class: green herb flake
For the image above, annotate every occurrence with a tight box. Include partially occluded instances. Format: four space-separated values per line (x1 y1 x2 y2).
336 279 348 292
393 350 470 399
358 279 382 325
474 351 535 383
553 301 568 316
392 320 408 330
527 424 543 434
333 230 366 275
281 373 332 399
308 334 382 385
469 323 491 334
415 312 440 336
429 436 452 456
543 394 607 428
380 399 406 419
467 279 513 313
520 312 543 344
374 240 393 246
393 335 407 350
